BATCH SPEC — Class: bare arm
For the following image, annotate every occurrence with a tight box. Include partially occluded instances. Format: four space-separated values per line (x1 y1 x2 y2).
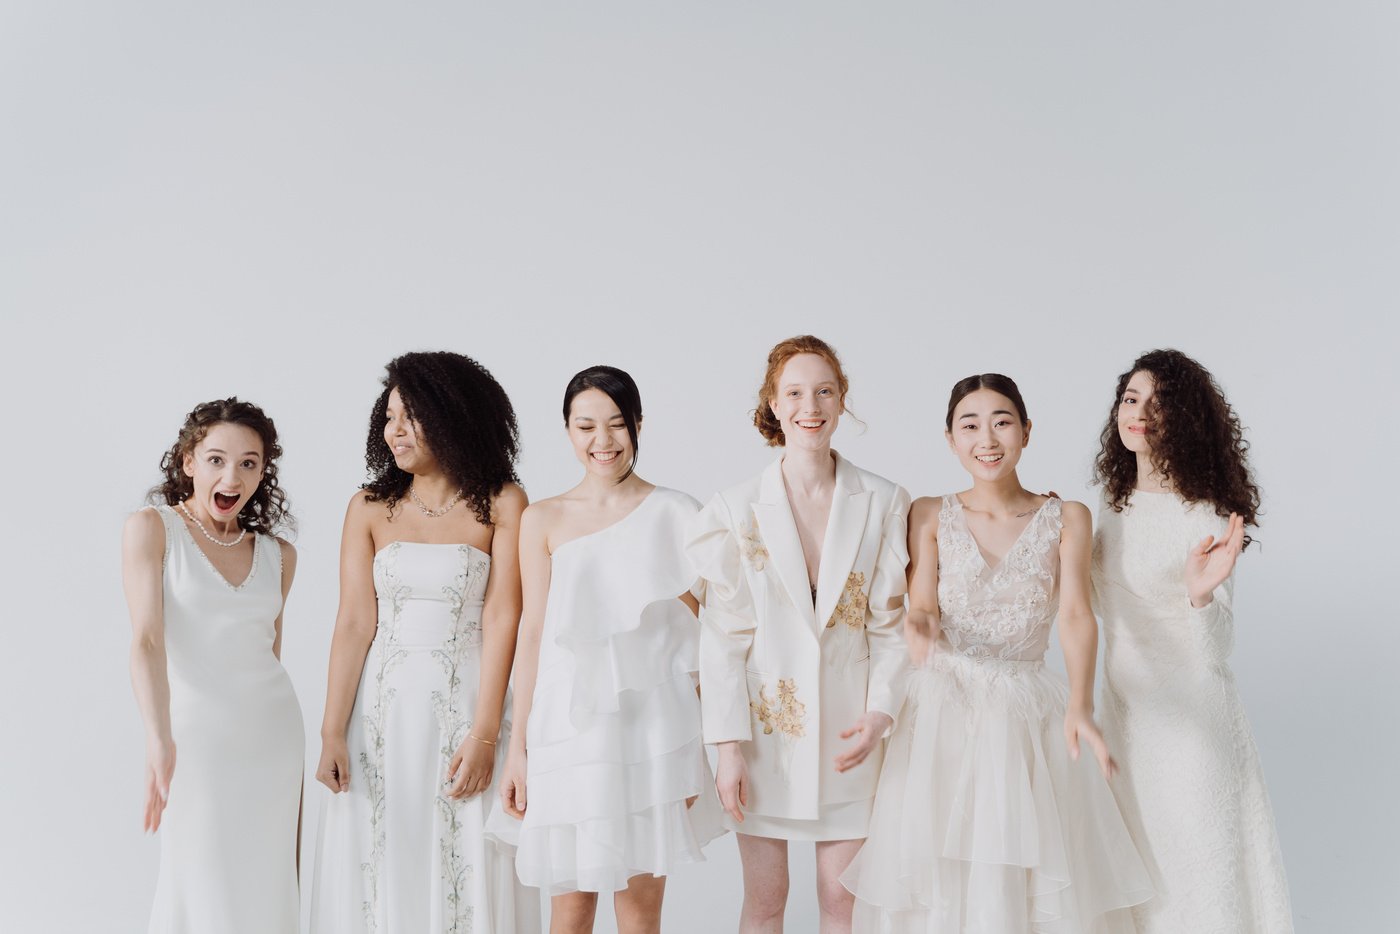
1056 500 1115 779
498 501 552 818
272 540 298 661
904 496 942 665
471 483 527 744
314 493 379 792
122 508 174 832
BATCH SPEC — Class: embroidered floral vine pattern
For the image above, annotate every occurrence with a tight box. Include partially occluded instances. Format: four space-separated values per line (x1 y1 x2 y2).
430 546 489 934
751 678 806 738
359 543 412 931
739 517 769 571
825 571 868 629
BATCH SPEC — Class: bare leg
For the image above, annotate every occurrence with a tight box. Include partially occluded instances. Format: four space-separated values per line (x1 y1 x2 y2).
614 873 667 934
737 833 790 933
814 838 862 934
551 891 600 934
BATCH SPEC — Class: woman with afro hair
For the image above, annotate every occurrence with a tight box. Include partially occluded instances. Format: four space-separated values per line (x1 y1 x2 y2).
1091 348 1293 933
310 351 540 934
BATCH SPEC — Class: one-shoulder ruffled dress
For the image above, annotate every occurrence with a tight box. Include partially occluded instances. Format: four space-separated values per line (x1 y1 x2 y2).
487 487 723 893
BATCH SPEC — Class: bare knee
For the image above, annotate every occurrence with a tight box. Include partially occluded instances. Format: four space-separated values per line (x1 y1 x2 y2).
615 874 665 934
816 874 854 921
743 874 790 922
551 891 599 934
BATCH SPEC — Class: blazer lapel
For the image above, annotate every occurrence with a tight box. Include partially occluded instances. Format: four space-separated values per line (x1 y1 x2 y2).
815 453 872 631
751 457 820 633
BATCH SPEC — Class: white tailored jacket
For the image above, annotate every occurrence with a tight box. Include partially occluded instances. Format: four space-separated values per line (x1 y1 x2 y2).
686 452 911 822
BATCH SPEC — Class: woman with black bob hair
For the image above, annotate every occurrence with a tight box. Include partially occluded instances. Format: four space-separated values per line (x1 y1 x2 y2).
1091 349 1293 933
123 398 304 933
490 365 721 932
310 351 539 933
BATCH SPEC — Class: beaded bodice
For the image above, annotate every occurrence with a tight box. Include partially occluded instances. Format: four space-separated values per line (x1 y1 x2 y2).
935 494 1062 663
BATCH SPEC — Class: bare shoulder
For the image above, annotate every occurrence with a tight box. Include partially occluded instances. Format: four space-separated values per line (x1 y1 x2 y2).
275 537 298 562
123 507 165 553
1059 499 1092 531
491 482 529 524
521 494 566 532
909 495 944 530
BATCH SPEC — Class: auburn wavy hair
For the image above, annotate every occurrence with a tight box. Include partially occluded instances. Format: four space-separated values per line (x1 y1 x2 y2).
363 351 521 525
147 397 294 536
753 334 850 446
1093 349 1261 536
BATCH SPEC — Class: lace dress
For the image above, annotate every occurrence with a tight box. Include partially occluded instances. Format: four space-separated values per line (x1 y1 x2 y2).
1093 492 1293 933
310 542 540 934
843 495 1153 934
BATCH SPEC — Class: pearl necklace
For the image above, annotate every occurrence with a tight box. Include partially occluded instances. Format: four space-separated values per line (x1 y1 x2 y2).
179 501 247 547
410 484 462 518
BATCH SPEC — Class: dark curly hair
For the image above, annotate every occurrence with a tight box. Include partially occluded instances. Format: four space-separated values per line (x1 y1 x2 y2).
563 365 643 483
147 397 294 536
753 334 850 446
1093 349 1261 535
363 351 521 525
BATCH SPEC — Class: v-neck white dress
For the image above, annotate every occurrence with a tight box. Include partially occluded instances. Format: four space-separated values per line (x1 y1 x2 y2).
843 495 1153 933
147 505 303 934
310 541 540 934
486 488 723 893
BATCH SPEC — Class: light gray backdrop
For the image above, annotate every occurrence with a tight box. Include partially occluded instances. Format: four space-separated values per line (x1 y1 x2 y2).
2 2 1395 932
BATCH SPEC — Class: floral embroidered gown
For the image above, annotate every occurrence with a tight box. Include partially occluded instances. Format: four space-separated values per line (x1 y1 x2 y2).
843 495 1154 934
1093 492 1293 933
147 505 303 934
310 542 540 934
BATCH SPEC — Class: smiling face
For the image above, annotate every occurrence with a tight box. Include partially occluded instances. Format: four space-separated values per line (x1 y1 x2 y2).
181 422 265 521
383 387 437 474
768 352 842 451
946 388 1030 480
1116 370 1156 454
567 387 636 479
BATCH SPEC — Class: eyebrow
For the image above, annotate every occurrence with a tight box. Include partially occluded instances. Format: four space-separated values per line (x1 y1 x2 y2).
781 381 836 390
958 409 1016 420
204 448 261 457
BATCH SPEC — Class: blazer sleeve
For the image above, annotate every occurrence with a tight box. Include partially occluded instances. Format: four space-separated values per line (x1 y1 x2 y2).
864 484 912 723
686 494 756 744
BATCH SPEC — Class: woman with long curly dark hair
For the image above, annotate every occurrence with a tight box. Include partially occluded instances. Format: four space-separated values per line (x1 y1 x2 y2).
122 398 304 933
309 351 539 933
1091 349 1293 933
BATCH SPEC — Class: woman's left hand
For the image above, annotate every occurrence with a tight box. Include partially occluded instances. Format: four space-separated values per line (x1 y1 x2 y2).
834 711 894 772
1064 707 1117 780
1184 512 1245 607
445 734 495 799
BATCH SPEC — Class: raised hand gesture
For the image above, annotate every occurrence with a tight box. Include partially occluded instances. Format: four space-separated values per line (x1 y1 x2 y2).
1185 512 1245 607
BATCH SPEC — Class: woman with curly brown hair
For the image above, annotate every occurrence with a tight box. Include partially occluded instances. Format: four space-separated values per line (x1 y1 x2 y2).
310 351 539 934
687 335 910 932
1091 349 1293 934
122 398 303 934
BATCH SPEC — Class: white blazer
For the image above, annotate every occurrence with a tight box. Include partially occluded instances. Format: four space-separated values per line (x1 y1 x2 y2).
687 452 910 822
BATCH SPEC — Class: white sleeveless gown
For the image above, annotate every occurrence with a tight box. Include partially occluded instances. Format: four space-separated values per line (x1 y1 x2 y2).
843 495 1153 934
1093 492 1293 933
148 504 303 934
310 541 539 934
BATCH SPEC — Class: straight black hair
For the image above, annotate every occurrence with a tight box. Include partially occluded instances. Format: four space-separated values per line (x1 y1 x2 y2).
944 373 1029 430
563 365 643 482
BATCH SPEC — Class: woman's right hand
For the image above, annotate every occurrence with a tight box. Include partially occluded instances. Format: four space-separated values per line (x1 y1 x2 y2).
715 741 748 823
316 734 351 793
498 747 528 819
143 738 176 833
